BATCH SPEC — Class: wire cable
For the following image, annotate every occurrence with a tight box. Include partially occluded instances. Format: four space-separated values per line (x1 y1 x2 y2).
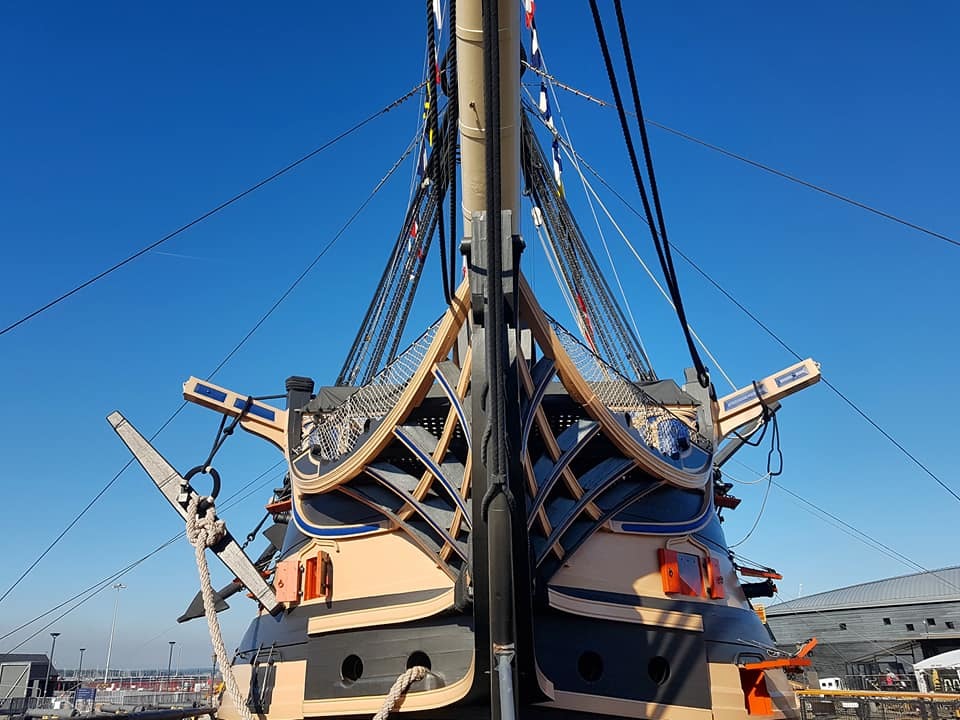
729 475 773 548
522 48 655 374
1 462 285 650
587 0 709 387
0 407 185 606
0 83 426 339
569 139 960 505
0 140 416 607
728 460 960 594
522 61 960 250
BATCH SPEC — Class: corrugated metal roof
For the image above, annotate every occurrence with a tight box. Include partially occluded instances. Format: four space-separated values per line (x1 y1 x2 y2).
766 566 960 615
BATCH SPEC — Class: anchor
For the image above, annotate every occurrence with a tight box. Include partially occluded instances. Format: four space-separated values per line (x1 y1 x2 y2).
107 410 280 613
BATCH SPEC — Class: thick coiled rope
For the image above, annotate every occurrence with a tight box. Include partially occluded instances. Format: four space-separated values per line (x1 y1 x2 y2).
372 666 428 720
186 493 253 720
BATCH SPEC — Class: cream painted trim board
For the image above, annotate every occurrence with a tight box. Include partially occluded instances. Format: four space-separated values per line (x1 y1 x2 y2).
301 658 473 716
540 689 713 720
548 587 703 632
307 588 455 635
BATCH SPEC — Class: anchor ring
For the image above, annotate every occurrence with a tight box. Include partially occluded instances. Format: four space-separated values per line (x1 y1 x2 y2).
183 465 222 501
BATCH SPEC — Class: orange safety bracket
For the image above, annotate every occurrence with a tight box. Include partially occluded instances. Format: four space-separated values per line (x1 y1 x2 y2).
658 547 703 596
706 558 726 599
302 551 333 602
796 637 818 658
266 498 292 513
274 558 300 604
319 551 333 601
741 638 817 671
735 564 783 581
740 668 773 715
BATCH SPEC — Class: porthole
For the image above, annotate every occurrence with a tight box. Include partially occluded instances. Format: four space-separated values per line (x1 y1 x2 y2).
407 651 432 670
648 656 670 685
341 654 363 683
577 651 603 683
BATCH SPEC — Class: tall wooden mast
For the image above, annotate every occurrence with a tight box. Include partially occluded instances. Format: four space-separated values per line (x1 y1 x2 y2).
455 0 521 235
456 1 529 718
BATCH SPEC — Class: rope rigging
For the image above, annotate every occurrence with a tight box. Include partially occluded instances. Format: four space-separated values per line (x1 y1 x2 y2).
185 493 253 720
520 111 655 381
526 113 737 390
0 84 426 340
554 123 960 506
522 60 960 252
588 0 710 388
337 12 460 388
0 140 417 608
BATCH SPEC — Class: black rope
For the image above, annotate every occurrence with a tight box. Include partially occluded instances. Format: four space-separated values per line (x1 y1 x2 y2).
578 139 960 506
524 60 960 251
750 381 782 477
480 0 510 516
587 0 709 387
338 107 456 385
202 396 254 469
337 180 427 385
0 83 426 339
446 0 460 299
426 0 451 305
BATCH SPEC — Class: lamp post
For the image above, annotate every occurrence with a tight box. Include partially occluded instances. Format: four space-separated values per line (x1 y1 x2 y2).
103 583 126 683
167 642 176 688
209 653 217 704
74 648 86 705
43 632 60 697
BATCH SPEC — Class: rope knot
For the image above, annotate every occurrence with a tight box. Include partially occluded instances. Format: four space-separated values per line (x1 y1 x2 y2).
186 494 227 549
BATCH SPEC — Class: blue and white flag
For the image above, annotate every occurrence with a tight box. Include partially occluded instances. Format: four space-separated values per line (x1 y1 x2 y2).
552 137 564 196
539 81 554 129
530 17 542 70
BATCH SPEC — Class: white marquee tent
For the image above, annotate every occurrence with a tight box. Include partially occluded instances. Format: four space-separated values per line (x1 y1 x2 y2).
914 650 960 693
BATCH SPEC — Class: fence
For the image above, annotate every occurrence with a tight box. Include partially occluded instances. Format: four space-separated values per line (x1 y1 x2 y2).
93 690 210 709
0 691 211 715
798 689 960 720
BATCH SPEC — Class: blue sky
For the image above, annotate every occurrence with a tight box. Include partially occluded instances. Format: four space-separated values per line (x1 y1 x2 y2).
2 1 958 669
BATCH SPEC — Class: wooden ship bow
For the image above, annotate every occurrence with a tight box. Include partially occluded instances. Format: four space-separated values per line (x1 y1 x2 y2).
109 1 822 720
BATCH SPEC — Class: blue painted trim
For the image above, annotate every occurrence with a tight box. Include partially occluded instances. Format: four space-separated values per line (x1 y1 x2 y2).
521 362 555 455
775 364 810 388
527 422 600 525
394 428 471 526
616 505 713 536
722 385 769 412
234 398 276 421
291 499 382 538
433 367 470 449
535 458 639 562
618 517 710 535
194 383 227 403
